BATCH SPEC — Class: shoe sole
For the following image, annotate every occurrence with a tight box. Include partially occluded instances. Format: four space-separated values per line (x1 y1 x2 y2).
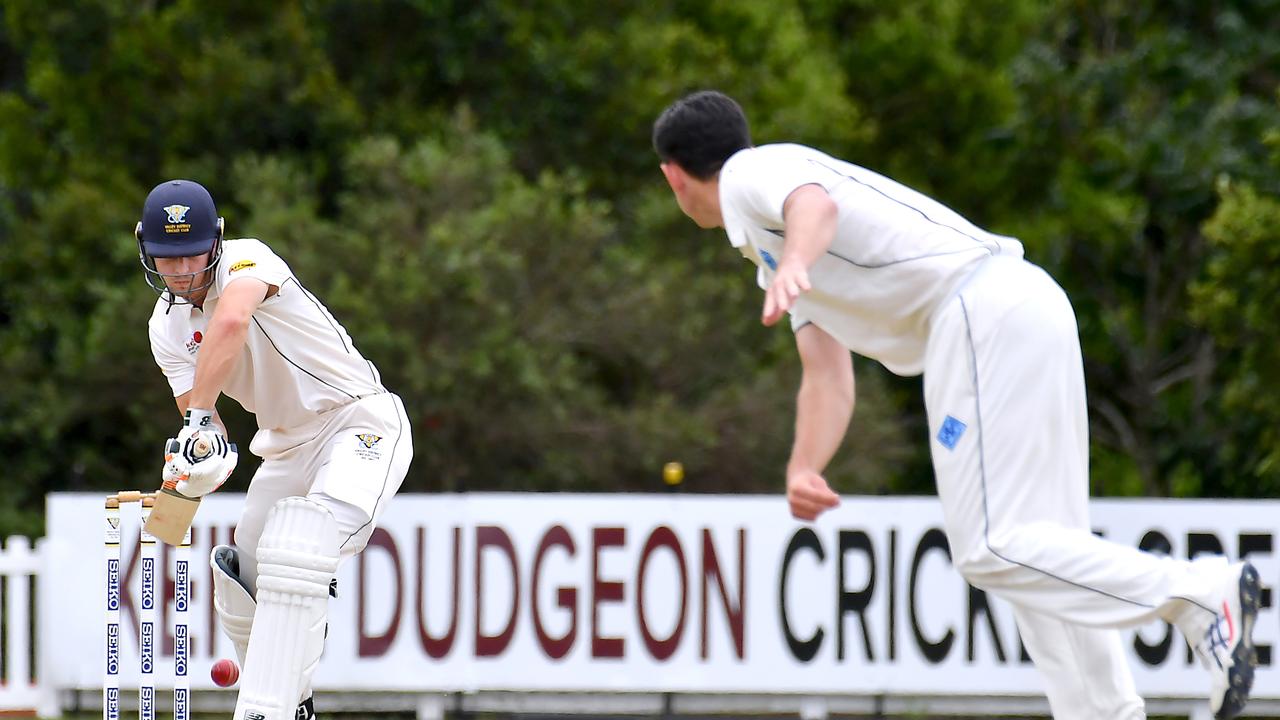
1216 563 1260 720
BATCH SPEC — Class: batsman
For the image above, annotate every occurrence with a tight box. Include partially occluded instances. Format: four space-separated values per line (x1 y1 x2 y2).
136 179 413 720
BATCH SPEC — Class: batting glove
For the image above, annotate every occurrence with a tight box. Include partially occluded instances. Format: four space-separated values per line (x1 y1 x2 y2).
162 408 238 498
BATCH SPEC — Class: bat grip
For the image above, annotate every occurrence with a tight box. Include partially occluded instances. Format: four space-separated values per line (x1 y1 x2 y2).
192 433 213 460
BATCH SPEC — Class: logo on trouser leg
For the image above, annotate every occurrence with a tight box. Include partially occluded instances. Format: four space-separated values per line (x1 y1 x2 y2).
354 433 383 460
937 415 967 450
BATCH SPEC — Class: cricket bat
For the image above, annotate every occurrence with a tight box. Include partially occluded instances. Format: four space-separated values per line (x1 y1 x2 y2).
144 435 214 546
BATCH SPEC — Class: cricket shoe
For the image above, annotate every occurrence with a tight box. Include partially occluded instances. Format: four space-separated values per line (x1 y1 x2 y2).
1186 562 1260 720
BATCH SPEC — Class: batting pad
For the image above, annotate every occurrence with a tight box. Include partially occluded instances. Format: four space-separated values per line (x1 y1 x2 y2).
234 497 339 720
211 545 256 667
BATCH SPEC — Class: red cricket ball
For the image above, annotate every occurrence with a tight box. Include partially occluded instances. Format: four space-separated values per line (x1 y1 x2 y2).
210 658 240 687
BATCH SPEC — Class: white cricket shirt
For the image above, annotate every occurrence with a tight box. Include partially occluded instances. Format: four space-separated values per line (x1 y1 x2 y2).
148 238 387 455
719 143 1024 376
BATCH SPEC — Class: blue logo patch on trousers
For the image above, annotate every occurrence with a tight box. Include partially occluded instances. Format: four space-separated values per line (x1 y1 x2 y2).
938 415 967 450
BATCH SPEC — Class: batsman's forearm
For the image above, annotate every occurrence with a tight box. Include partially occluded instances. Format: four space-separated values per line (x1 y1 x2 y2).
188 315 250 409
787 374 854 476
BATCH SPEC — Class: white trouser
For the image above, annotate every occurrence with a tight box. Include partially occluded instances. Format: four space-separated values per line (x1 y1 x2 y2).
922 256 1230 720
235 392 413 592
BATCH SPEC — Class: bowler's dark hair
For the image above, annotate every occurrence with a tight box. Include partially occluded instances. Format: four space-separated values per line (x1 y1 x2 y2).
652 90 752 180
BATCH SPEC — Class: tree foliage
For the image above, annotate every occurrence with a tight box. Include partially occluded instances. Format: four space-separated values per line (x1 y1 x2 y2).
996 0 1280 497
1193 174 1280 492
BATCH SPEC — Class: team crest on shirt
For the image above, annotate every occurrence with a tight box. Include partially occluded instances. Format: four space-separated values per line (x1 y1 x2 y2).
184 330 203 354
354 433 383 460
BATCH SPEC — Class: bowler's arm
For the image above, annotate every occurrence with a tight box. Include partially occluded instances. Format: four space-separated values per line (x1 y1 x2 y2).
780 184 838 270
762 185 838 325
785 323 852 520
789 323 855 476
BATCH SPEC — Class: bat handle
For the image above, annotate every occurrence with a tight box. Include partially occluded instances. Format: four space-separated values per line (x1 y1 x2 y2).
192 434 213 460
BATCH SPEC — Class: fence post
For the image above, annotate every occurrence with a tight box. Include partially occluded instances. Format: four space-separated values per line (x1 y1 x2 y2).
0 535 61 718
35 535 61 718
0 536 35 714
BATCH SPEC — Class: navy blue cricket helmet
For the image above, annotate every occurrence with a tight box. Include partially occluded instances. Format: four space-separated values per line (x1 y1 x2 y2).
135 180 225 302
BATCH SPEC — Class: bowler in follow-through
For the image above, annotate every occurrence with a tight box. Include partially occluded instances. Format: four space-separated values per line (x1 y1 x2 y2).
653 90 1258 720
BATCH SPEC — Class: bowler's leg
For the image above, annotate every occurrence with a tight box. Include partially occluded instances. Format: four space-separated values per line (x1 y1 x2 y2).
924 258 1256 719
925 259 1236 628
1013 604 1144 719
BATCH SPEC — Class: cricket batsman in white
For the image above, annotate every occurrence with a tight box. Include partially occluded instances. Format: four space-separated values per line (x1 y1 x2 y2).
653 91 1259 720
137 179 413 720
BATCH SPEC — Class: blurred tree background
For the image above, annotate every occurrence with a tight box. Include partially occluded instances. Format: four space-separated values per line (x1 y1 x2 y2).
1 0 1278 537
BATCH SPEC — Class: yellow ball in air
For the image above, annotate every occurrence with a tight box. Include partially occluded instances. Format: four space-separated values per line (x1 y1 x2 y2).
662 461 685 486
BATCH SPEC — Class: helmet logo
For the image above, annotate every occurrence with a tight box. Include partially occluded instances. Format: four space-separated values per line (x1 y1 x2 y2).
164 204 191 223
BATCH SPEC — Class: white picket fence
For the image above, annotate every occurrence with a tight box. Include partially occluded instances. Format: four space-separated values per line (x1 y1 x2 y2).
0 535 56 717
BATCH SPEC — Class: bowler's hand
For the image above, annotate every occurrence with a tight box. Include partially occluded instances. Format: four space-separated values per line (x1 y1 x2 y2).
786 470 840 521
762 260 811 326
